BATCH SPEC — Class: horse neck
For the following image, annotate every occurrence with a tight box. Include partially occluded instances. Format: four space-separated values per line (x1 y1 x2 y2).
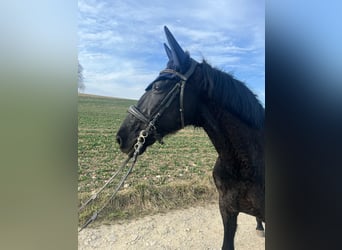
198 103 264 166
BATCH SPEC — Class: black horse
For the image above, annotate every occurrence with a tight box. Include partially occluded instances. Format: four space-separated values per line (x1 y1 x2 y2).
116 26 264 250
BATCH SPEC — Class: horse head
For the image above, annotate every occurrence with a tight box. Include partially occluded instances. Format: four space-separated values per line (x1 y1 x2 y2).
116 26 201 156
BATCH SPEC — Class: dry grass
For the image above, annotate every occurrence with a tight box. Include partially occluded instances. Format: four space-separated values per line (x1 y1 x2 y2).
79 178 218 226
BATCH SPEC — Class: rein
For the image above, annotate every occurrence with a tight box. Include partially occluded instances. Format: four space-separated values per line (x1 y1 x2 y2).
78 129 148 232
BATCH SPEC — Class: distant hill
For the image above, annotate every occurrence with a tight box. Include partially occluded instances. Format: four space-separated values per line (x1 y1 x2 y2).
78 93 136 101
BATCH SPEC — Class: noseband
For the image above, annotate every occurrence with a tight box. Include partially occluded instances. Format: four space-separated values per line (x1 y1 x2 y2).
128 59 197 141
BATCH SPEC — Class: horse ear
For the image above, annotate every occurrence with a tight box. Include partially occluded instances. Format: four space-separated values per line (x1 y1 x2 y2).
163 43 172 60
164 26 187 67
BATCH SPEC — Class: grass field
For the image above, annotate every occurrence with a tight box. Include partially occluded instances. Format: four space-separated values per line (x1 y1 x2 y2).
78 94 218 226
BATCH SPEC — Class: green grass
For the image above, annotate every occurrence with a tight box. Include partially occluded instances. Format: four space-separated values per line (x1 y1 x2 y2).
78 94 218 226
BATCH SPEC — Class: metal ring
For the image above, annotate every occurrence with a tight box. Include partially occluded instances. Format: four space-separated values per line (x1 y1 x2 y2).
140 130 148 138
138 136 145 144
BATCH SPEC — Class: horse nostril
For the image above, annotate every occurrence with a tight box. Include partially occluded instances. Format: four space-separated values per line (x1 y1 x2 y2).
116 135 122 146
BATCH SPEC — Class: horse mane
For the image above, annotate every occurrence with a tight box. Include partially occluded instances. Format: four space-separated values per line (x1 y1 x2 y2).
200 60 264 129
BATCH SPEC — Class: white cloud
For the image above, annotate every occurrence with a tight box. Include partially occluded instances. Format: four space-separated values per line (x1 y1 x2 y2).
78 0 104 15
78 0 264 102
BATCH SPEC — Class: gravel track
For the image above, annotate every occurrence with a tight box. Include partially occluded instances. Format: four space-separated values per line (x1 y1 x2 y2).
78 203 265 249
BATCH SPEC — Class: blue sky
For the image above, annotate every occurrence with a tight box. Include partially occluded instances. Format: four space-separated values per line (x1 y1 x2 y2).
78 0 265 105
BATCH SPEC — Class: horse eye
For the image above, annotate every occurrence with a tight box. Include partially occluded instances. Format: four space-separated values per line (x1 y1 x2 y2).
153 82 164 91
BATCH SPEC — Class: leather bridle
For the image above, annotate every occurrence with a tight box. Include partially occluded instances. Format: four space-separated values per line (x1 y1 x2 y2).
128 59 198 142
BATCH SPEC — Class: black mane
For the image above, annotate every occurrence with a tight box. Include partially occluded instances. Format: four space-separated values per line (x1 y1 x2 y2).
200 61 264 129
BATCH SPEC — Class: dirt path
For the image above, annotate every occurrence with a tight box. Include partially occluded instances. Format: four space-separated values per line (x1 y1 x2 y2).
78 203 265 249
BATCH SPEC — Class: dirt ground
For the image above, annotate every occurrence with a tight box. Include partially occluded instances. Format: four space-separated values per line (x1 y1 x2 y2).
78 203 265 250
